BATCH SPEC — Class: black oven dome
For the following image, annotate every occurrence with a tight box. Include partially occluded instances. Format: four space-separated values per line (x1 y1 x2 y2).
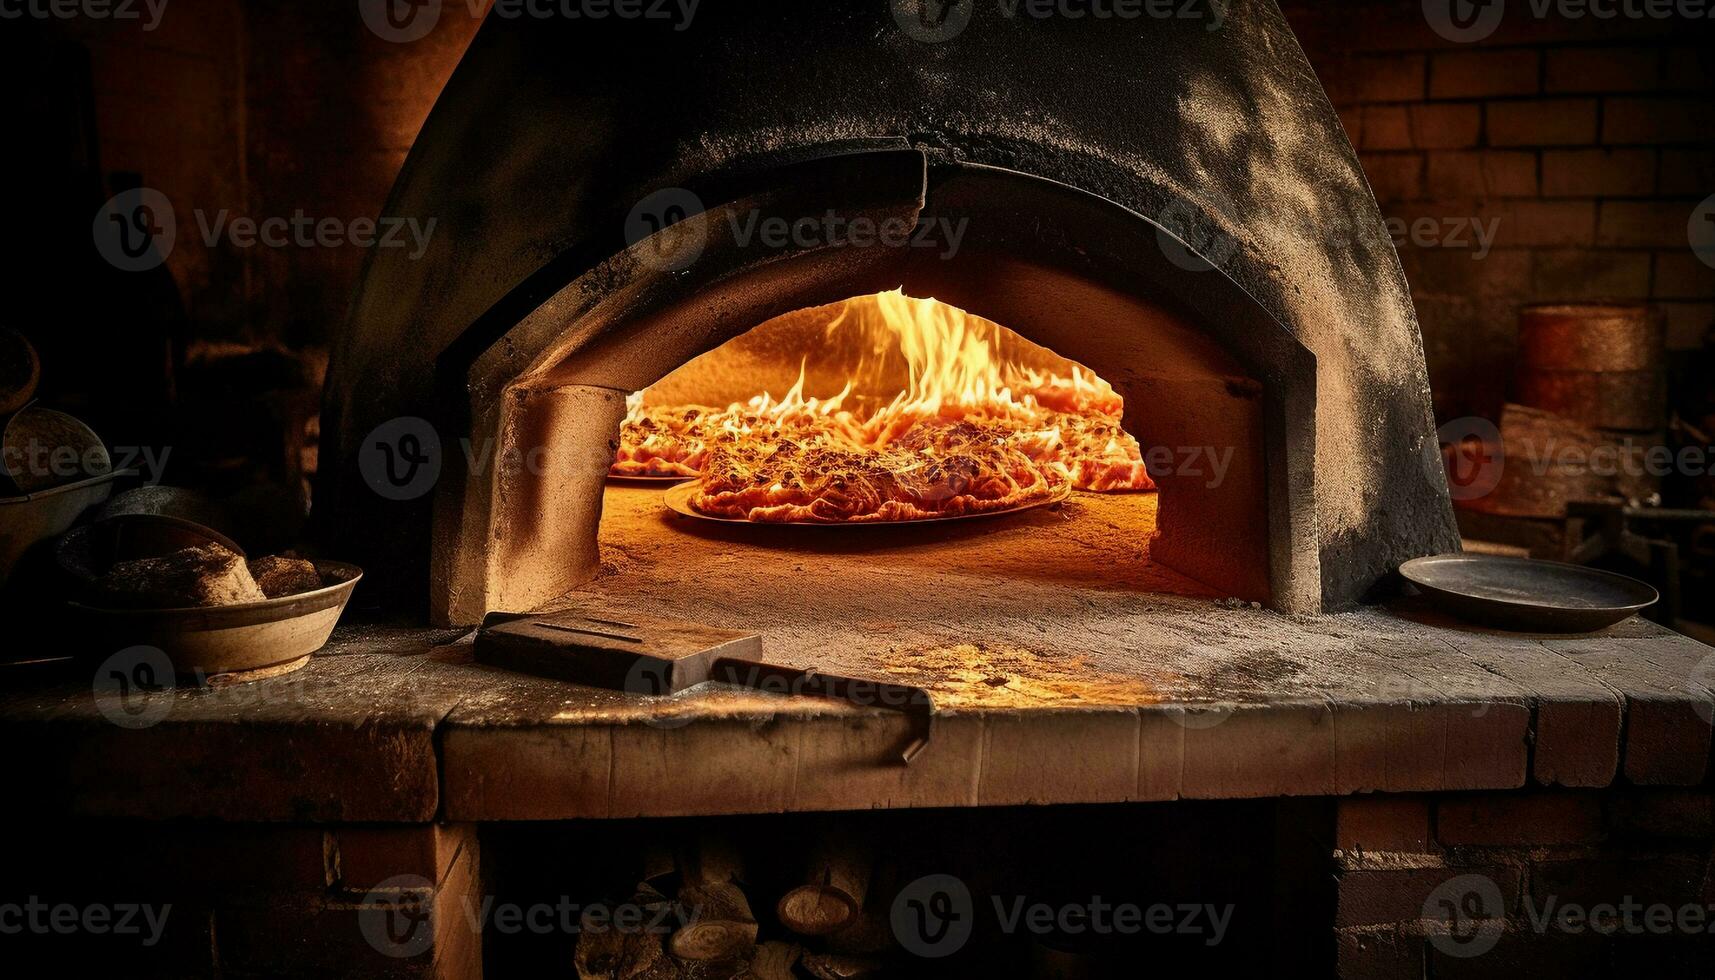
324 0 1458 617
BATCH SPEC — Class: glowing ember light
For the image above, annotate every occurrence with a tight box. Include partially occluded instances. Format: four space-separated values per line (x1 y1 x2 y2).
610 290 1156 497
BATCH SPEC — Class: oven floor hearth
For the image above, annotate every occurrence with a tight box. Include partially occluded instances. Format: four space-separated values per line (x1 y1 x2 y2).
563 485 1219 708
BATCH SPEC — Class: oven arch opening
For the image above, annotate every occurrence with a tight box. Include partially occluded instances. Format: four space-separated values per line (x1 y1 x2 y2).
430 163 1316 626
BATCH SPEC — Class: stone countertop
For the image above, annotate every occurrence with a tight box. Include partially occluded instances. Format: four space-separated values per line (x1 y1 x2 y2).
1 603 1711 822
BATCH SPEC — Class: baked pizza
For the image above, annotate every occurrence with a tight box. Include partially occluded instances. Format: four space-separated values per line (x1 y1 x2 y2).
607 292 1157 522
610 404 862 478
691 424 1065 524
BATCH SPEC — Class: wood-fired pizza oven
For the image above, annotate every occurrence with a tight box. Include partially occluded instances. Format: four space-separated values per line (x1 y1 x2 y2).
321 0 1460 627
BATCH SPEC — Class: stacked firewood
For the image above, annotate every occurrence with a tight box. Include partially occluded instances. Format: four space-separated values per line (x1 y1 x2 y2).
574 825 892 980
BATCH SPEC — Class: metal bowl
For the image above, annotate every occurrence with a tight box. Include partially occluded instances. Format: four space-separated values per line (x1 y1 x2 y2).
0 327 39 416
93 485 237 534
1400 553 1658 633
1 406 110 495
0 472 122 587
68 561 363 676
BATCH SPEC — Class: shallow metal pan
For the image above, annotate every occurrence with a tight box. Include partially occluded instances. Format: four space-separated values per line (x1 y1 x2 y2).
662 480 1072 526
1400 554 1657 634
607 472 694 485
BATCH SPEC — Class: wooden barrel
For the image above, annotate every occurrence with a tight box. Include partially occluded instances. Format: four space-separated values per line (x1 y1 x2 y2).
1515 303 1663 431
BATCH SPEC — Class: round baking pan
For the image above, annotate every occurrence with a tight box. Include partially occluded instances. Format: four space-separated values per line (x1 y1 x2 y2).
607 471 695 485
663 479 1073 526
1400 554 1657 634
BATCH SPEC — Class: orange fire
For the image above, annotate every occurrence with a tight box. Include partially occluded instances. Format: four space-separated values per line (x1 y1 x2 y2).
611 290 1155 494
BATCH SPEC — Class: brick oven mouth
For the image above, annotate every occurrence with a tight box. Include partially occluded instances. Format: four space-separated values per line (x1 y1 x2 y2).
563 288 1252 684
425 161 1322 629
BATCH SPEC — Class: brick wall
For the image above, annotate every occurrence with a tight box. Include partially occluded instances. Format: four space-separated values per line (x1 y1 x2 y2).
239 0 479 348
0 821 482 979
40 2 478 351
1282 2 1715 423
1335 790 1715 977
77 0 248 331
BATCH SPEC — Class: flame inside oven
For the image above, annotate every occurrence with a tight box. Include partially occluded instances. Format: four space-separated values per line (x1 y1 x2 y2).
612 291 1156 518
